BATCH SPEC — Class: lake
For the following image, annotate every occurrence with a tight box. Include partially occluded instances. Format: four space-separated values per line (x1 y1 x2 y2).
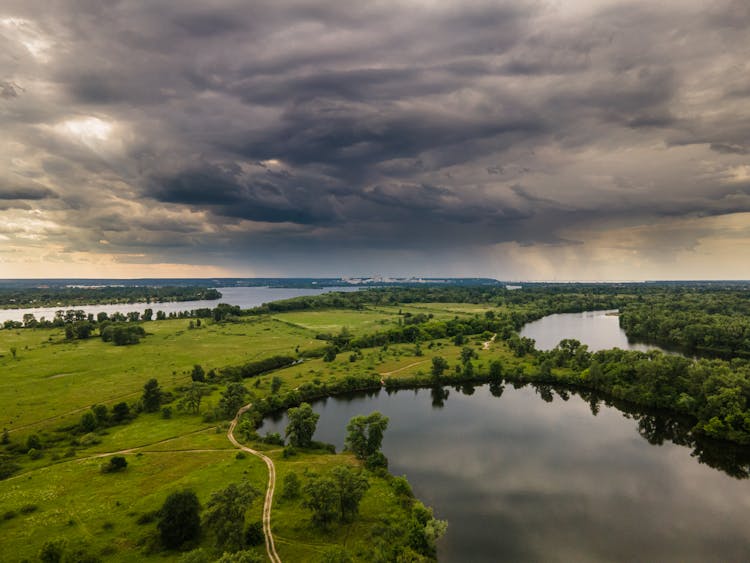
260 384 750 562
0 285 359 323
520 309 662 352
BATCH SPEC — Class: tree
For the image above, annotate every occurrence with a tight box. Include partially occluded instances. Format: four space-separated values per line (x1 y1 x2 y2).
489 360 503 383
26 434 41 451
142 378 162 413
80 411 97 433
158 490 201 549
345 412 389 461
92 404 108 426
460 346 476 364
191 365 205 382
102 455 128 473
203 480 259 552
285 403 319 448
270 376 283 394
281 472 301 500
218 383 248 418
111 401 130 423
408 501 448 557
22 313 37 328
323 347 337 362
330 466 369 522
431 356 448 379
143 308 153 321
303 474 339 529
244 521 264 546
178 382 209 415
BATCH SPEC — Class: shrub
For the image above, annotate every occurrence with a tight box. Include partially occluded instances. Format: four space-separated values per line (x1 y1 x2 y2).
26 434 42 451
79 433 101 446
281 473 301 500
0 454 20 480
102 456 128 473
244 521 264 546
262 432 285 446
158 490 201 549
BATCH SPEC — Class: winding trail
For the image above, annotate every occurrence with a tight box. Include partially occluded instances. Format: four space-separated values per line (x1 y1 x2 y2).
483 333 497 350
227 403 282 563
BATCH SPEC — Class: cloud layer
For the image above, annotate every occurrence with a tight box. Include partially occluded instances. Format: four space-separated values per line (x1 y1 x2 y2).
1 0 749 278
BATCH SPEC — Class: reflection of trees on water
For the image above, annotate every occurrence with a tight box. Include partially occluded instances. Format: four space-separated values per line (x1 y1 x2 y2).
452 380 750 479
430 386 449 408
282 381 750 480
523 383 750 480
631 410 750 480
489 382 504 397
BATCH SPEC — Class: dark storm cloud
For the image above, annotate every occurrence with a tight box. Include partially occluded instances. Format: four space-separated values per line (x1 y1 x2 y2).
1 0 749 276
0 178 56 200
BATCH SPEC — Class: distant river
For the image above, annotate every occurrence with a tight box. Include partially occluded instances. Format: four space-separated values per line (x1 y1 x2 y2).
260 384 750 562
520 309 665 353
0 285 359 323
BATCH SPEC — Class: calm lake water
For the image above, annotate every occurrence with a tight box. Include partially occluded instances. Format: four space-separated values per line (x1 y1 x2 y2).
520 309 661 352
0 285 358 323
261 384 750 562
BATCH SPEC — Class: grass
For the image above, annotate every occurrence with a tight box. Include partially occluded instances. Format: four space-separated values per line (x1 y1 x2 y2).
272 308 398 335
0 302 507 561
0 317 317 434
270 451 413 562
0 449 267 562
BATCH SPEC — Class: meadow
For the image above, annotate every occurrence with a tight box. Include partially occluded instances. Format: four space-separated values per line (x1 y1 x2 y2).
0 302 503 562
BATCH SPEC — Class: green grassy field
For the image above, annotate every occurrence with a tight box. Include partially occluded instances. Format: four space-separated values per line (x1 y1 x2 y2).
0 303 516 562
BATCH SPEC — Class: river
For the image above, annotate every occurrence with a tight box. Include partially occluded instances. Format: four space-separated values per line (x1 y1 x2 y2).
260 383 750 562
520 309 662 353
259 310 749 562
0 285 359 323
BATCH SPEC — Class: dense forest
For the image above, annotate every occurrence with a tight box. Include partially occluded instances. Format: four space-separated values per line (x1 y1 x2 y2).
251 283 750 359
619 291 750 358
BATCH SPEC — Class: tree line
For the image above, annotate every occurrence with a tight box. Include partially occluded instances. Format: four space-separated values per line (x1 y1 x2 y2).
0 286 221 310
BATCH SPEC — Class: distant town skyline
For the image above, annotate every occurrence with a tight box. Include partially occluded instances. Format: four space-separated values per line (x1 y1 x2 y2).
1 1 749 279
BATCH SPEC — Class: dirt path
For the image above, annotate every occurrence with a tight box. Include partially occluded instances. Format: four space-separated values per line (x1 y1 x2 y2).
379 359 429 377
483 333 497 350
228 404 282 563
1 427 226 482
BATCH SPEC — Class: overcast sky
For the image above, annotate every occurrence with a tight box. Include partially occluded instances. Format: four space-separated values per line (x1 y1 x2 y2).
1 0 749 279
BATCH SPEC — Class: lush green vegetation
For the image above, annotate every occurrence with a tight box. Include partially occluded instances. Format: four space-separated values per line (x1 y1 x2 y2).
0 286 221 310
619 290 750 358
3 283 750 561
